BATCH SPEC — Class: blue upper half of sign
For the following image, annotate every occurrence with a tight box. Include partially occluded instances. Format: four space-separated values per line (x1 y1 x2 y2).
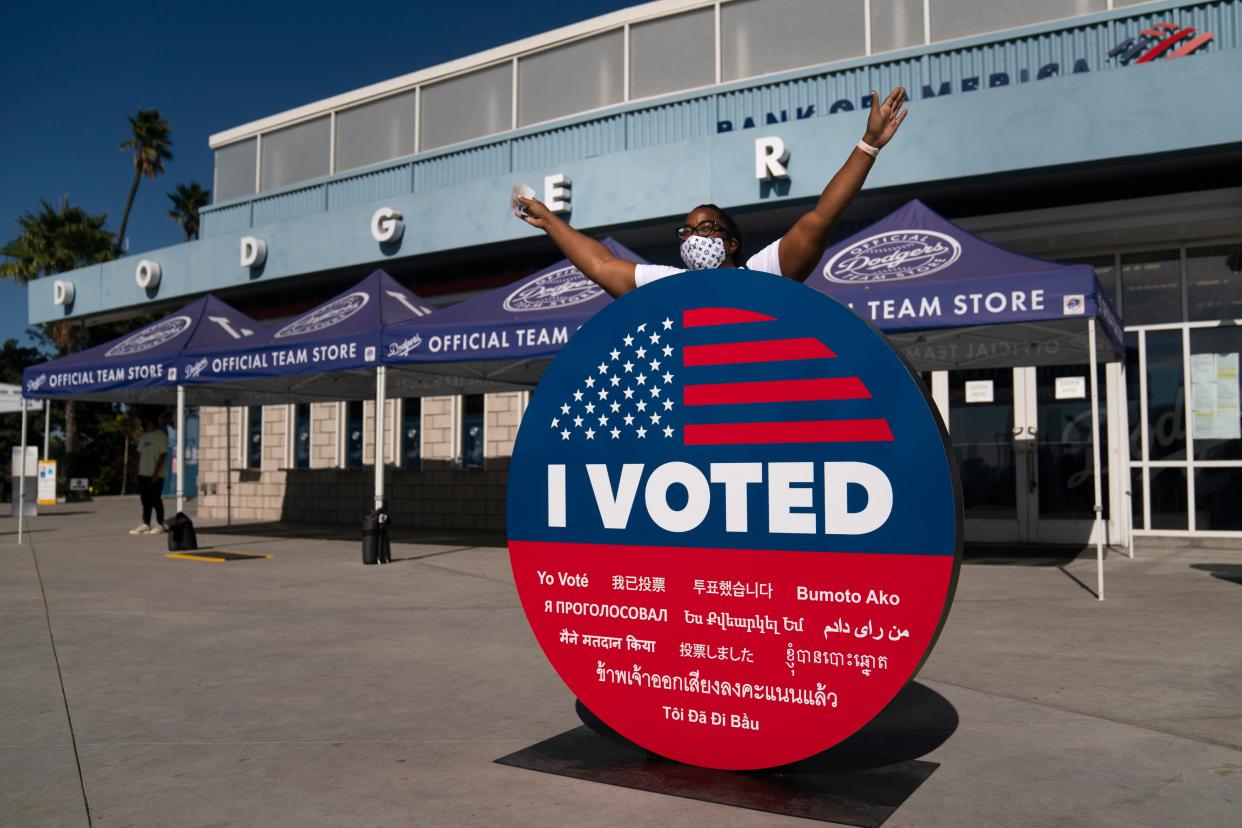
507 269 960 556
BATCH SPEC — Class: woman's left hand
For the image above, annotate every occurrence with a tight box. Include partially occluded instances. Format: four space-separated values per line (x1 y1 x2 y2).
863 86 908 149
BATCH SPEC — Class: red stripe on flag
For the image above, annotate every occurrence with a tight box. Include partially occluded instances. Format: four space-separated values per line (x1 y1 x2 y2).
683 418 894 445
683 307 776 327
683 338 835 366
684 377 871 405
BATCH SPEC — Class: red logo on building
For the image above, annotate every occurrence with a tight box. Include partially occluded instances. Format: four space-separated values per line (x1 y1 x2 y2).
1110 21 1215 65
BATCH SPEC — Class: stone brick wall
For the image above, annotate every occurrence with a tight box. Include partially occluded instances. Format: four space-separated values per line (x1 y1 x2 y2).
486 392 526 457
422 396 455 459
195 394 520 529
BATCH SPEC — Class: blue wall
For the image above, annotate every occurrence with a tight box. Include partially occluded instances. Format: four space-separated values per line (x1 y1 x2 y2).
29 0 1242 324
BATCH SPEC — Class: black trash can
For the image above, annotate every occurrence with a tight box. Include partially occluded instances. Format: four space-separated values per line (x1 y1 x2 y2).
361 507 391 565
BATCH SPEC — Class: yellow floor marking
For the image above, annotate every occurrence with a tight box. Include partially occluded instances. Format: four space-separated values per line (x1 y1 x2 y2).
165 551 273 563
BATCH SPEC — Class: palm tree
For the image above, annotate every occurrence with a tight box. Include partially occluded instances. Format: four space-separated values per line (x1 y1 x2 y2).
1 197 115 453
116 109 173 255
167 182 210 241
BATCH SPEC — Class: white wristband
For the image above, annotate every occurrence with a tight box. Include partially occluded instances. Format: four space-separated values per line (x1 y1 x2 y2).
856 139 880 158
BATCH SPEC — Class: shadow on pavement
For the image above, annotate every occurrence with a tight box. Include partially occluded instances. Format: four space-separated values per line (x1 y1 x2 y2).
963 543 1086 567
1190 563 1242 586
576 681 958 774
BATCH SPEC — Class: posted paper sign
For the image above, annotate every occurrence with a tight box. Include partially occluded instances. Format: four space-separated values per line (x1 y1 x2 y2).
1191 353 1241 440
37 460 56 505
964 380 994 403
1055 376 1086 400
507 270 961 770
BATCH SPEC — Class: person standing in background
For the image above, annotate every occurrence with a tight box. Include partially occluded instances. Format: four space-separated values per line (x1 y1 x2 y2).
131 413 168 534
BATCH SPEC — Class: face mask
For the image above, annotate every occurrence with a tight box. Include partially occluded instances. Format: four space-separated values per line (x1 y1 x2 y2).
680 235 728 270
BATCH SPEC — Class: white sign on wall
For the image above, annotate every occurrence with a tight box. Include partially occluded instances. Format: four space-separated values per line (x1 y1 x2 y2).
1055 376 1086 400
964 380 994 404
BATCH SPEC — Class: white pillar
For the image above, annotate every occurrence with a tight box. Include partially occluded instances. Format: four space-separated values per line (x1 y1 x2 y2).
18 402 28 543
176 386 186 515
374 367 387 511
1088 319 1104 601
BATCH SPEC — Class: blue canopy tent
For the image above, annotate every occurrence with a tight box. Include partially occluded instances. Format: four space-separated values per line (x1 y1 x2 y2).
807 200 1127 597
174 268 546 517
381 238 646 386
19 294 267 532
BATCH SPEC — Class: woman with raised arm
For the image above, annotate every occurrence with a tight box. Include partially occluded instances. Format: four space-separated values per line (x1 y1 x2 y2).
514 87 909 297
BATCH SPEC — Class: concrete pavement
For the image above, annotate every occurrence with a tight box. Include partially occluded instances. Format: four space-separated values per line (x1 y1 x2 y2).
2 497 1239 826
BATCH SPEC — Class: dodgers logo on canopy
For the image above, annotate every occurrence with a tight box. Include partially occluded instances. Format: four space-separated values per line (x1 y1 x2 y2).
274 292 370 338
502 265 604 312
823 230 962 284
508 269 961 770
104 315 193 357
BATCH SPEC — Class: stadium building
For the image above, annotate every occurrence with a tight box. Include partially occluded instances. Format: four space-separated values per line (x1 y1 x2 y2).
27 0 1242 539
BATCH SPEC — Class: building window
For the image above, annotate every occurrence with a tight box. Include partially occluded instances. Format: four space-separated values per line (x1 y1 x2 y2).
1189 327 1242 462
293 404 311 469
871 0 925 53
1144 330 1186 462
629 8 715 100
213 138 257 203
461 394 484 469
246 406 263 469
1186 245 1242 322
335 90 417 173
929 0 1105 44
518 30 623 127
1121 250 1182 326
345 401 364 469
260 116 331 192
420 62 512 151
402 399 421 468
721 0 864 83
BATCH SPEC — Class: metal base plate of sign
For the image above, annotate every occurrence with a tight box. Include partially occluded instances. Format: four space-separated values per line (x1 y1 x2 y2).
496 725 936 826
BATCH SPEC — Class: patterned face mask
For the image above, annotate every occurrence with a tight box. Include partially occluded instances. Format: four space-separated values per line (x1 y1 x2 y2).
679 235 728 270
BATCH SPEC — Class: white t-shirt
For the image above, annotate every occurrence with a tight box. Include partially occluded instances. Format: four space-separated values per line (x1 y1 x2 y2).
633 239 783 288
137 429 168 477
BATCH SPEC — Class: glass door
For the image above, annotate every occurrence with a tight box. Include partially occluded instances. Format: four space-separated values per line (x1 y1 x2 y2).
948 368 1025 542
1022 365 1107 543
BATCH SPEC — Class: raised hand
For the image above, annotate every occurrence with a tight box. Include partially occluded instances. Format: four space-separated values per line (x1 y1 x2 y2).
864 87 908 149
514 195 555 230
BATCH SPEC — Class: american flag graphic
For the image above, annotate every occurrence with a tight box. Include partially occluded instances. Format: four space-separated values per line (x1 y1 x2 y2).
550 306 895 446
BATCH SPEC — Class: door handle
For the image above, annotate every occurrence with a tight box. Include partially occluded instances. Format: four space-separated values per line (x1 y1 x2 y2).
1026 426 1038 436
1012 426 1023 437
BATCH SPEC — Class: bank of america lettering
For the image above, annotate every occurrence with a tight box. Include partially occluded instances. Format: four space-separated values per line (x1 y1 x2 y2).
544 305 896 537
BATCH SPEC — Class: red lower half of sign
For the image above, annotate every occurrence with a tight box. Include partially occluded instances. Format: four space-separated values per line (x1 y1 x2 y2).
509 540 956 770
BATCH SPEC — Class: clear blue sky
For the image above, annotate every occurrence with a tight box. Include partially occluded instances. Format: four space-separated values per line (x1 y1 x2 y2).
0 0 637 348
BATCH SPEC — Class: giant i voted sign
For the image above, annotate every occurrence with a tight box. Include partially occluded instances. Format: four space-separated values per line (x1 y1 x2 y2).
508 269 961 770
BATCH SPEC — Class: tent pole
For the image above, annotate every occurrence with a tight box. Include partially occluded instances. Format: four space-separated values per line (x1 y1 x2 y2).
43 402 50 460
1088 319 1104 601
374 366 387 511
226 402 233 528
18 401 28 544
176 386 185 515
